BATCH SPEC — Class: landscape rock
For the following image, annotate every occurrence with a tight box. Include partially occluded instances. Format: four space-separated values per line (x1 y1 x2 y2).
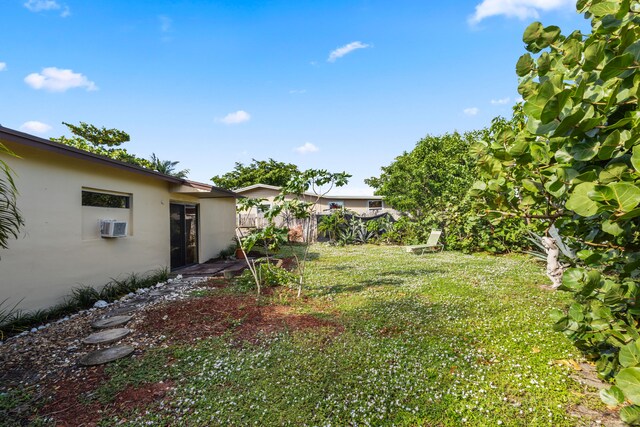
78 345 135 366
83 328 131 345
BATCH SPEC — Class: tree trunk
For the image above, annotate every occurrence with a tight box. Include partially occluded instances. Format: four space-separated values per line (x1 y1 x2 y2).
541 236 564 289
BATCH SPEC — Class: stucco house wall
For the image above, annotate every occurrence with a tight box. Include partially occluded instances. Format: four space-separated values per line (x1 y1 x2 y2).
0 127 237 312
235 184 397 218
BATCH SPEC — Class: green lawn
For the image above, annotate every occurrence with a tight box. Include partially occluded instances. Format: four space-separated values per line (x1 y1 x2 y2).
105 245 603 426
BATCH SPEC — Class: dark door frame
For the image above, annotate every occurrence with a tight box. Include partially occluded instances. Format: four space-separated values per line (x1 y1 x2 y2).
170 202 199 270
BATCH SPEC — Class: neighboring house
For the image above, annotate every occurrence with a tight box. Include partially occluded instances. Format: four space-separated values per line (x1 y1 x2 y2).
234 183 397 229
0 126 238 312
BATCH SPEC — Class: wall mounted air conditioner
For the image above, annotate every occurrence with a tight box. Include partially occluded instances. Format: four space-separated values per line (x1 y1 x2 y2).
100 220 128 238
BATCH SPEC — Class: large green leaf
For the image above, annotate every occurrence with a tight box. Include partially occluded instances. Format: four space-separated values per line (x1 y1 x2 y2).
620 340 640 368
601 53 635 81
589 1 620 17
516 53 535 77
589 184 615 202
601 386 625 406
616 367 640 405
541 90 571 124
571 140 599 161
602 219 624 236
599 162 628 184
523 80 556 120
523 22 544 44
553 107 587 136
569 303 584 321
566 182 598 216
620 405 640 425
537 52 551 75
598 130 621 160
540 25 561 47
632 145 640 173
608 182 640 213
562 39 582 66
562 268 588 291
583 40 605 71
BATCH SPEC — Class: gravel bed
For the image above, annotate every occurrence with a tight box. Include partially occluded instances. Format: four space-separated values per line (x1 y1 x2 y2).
0 276 214 392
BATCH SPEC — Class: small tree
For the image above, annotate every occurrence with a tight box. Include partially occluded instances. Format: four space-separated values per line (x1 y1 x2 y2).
237 169 351 297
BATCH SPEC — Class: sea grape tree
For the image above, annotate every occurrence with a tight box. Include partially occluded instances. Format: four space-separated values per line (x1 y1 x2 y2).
471 0 640 421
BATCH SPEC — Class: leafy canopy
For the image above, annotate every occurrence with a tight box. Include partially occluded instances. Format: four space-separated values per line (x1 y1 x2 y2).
149 153 190 179
52 122 189 178
366 132 479 216
211 158 300 190
471 0 640 421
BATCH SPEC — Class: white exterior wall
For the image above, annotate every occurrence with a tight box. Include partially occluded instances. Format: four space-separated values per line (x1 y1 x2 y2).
198 198 236 261
1 142 184 312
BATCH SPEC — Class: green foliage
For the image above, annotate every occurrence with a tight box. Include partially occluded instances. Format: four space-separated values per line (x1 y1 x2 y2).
318 211 392 245
52 123 189 177
471 0 640 418
0 143 24 251
317 210 350 242
241 225 290 254
237 168 351 296
367 125 532 252
236 262 294 291
61 121 130 147
211 158 300 189
366 131 480 217
149 153 189 178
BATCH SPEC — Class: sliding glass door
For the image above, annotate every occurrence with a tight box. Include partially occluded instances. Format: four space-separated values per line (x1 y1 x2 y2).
170 203 198 270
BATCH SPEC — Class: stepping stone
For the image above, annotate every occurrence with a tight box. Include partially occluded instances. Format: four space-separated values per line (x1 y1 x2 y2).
83 328 131 345
78 345 135 366
91 315 133 329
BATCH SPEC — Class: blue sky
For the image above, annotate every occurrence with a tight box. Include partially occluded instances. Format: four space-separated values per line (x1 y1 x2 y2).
1 0 590 195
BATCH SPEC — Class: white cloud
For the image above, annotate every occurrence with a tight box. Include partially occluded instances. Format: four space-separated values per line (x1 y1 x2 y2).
24 0 69 16
328 41 370 62
294 142 319 154
217 110 251 125
0 62 6 71
464 107 479 116
24 0 59 11
491 97 510 105
159 15 172 32
289 89 307 94
24 67 97 92
20 121 52 134
469 0 574 24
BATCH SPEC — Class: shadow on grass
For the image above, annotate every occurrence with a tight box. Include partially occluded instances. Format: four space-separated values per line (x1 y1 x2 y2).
340 293 474 340
379 268 447 277
312 277 405 297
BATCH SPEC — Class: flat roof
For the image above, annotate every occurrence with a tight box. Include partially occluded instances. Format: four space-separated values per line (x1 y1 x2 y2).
234 183 382 200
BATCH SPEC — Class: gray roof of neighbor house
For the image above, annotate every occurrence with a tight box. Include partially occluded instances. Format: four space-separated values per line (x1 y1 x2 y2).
234 183 383 200
0 125 238 198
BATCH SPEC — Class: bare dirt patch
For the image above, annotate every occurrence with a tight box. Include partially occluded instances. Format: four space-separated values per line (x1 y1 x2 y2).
139 292 343 345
